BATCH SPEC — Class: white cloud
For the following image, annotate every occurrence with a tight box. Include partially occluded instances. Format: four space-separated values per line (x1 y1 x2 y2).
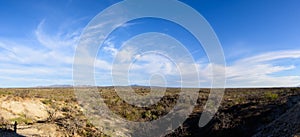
35 20 80 50
130 53 179 75
1 18 300 88
115 46 137 63
225 50 300 87
237 50 300 64
0 20 81 87
0 41 69 65
102 37 118 56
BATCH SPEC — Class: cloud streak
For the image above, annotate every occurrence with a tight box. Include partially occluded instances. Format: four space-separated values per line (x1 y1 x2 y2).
1 19 300 88
94 31 300 88
225 50 300 87
0 20 81 87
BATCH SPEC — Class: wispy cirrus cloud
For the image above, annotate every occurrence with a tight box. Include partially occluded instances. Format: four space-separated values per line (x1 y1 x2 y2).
35 20 81 52
225 50 300 87
237 50 300 64
0 20 82 87
94 30 300 87
1 18 300 88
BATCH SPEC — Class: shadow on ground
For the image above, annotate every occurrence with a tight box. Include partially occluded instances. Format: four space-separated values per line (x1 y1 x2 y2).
0 128 25 137
166 88 300 137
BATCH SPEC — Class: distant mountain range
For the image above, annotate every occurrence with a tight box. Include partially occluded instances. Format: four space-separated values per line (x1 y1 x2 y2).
36 84 73 88
36 84 157 88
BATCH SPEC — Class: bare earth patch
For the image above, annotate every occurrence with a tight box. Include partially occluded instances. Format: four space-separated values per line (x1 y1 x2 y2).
0 96 49 122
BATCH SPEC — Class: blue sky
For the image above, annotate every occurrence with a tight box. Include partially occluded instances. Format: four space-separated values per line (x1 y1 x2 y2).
0 0 300 87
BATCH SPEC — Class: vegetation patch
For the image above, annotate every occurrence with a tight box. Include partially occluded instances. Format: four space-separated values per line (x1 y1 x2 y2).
264 92 279 101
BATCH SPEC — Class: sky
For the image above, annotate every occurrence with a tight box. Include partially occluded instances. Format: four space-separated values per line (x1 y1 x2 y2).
0 0 300 88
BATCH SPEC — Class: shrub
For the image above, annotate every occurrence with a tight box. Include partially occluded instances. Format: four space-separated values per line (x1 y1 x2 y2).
41 99 52 105
0 117 8 126
264 92 279 101
9 117 33 125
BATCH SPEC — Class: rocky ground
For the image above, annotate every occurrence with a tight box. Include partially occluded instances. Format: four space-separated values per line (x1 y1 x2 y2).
0 88 105 137
167 88 300 137
253 102 300 137
0 87 300 137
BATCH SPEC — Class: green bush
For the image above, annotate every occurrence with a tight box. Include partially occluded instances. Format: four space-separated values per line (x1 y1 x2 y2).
10 117 33 125
264 92 279 101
